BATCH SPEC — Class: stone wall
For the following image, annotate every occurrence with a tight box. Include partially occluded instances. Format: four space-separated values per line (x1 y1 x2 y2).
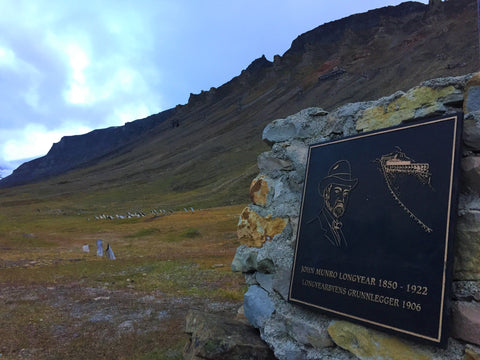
232 73 480 359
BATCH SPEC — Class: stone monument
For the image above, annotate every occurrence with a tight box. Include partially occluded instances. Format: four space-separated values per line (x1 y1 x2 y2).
232 73 480 359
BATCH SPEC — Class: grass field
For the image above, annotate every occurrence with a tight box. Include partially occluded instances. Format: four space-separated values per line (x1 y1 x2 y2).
0 199 247 359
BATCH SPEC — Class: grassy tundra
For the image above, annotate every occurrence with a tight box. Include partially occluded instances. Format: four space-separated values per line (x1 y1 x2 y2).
0 184 246 359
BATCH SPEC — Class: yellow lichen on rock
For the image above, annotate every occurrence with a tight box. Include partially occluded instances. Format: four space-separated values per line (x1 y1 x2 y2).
237 207 287 248
465 345 480 360
356 86 456 132
249 176 269 206
328 321 432 360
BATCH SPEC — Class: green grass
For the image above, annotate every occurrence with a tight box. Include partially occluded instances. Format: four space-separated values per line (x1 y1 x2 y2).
127 227 162 238
181 227 201 238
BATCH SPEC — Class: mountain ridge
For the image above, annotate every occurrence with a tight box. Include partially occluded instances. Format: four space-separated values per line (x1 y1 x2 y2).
1 0 477 210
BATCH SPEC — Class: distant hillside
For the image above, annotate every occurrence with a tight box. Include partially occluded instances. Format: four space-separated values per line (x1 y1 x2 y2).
0 109 176 188
1 0 478 209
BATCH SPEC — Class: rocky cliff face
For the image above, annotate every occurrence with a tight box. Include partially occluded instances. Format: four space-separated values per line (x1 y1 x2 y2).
0 109 175 188
1 0 477 198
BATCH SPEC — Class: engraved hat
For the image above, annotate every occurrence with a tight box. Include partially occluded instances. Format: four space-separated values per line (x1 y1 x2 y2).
319 160 358 191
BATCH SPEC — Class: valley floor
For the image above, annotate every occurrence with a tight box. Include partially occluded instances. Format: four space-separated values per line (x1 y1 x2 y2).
0 205 246 359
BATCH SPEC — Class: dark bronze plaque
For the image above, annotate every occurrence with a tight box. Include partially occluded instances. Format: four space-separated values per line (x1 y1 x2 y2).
289 114 462 346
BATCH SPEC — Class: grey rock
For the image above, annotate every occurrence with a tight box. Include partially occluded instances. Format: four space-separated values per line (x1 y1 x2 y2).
453 281 480 301
183 310 275 360
283 140 309 173
451 301 480 346
458 193 480 214
262 301 354 360
440 89 464 107
257 151 293 176
272 178 290 202
464 111 480 151
454 209 480 280
424 338 465 360
305 347 358 360
244 285 275 329
245 273 258 286
269 340 305 360
257 258 275 274
262 119 297 146
269 182 301 218
465 86 480 113
420 74 472 89
257 237 294 273
256 272 274 293
286 171 305 193
413 103 447 119
326 100 374 137
262 318 305 360
231 245 258 273
262 107 328 146
273 267 293 301
275 302 333 349
461 156 480 194
374 90 405 105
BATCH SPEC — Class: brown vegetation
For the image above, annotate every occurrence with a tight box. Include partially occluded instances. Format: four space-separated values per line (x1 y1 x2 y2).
0 203 246 359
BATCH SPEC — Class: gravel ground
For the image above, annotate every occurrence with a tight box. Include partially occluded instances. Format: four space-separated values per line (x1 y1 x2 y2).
0 283 241 359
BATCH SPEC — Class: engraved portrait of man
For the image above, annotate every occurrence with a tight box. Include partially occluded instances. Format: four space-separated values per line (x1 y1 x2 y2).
308 160 358 247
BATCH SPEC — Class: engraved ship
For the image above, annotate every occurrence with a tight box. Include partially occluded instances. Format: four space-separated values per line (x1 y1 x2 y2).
383 152 431 185
378 148 433 233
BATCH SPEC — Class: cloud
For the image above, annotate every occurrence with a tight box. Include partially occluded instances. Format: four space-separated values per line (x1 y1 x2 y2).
0 1 166 120
0 0 171 172
1 123 92 162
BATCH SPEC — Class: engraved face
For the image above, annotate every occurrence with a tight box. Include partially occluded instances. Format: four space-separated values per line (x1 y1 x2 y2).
323 183 352 219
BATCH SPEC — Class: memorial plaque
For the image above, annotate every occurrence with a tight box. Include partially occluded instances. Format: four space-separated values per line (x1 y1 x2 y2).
289 114 462 346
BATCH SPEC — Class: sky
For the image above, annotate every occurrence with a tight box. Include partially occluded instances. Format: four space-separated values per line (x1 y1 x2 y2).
0 0 429 177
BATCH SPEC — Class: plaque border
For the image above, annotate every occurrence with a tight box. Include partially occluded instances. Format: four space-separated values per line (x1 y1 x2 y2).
288 114 463 346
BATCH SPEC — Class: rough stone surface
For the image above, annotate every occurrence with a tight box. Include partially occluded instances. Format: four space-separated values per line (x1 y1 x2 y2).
250 176 269 206
243 285 275 329
272 268 292 301
237 207 287 248
256 236 294 275
257 152 293 175
231 245 258 273
356 85 458 132
328 321 432 360
464 112 480 152
465 344 480 360
183 310 275 360
455 210 480 280
278 303 333 349
453 281 480 301
462 156 480 195
262 107 328 146
420 74 472 89
256 272 274 293
451 301 480 345
465 73 480 113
